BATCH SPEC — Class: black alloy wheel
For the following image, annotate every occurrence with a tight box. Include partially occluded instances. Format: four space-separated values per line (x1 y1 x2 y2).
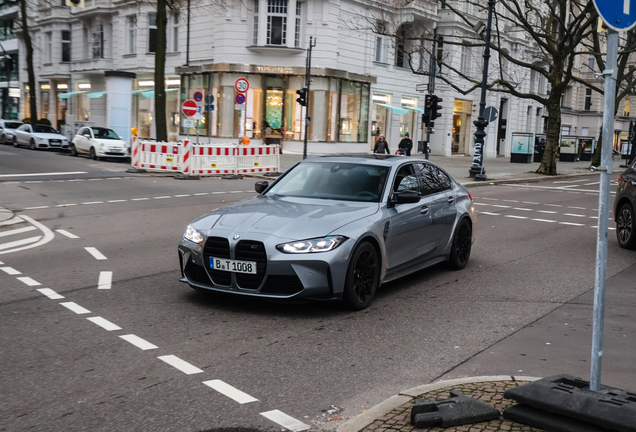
343 241 380 310
617 203 636 249
449 219 472 270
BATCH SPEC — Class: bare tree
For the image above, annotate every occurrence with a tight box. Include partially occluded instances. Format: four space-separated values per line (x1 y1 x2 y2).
155 0 169 141
17 0 36 123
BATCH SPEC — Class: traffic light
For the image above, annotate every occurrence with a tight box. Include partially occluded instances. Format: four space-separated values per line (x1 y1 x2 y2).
430 95 443 120
296 88 307 106
423 94 432 126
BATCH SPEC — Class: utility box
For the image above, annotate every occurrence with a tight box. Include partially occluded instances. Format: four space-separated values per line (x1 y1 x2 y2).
510 132 533 163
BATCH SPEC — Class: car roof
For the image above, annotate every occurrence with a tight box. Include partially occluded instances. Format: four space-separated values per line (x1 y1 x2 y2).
302 154 434 167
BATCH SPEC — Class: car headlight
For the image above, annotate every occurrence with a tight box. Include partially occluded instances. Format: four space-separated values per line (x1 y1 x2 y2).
184 225 204 244
277 236 347 254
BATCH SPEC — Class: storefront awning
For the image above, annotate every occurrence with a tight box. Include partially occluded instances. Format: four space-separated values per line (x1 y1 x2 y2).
57 91 87 99
374 103 409 115
404 106 424 114
87 91 108 99
140 88 179 98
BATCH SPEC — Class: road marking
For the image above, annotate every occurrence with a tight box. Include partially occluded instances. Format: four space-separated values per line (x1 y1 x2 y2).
559 222 585 227
564 213 586 218
481 197 498 201
17 276 41 286
0 215 54 256
132 197 149 201
0 171 88 178
554 179 587 184
56 229 80 239
87 316 122 331
532 219 557 223
157 355 203 374
174 194 191 197
98 271 113 290
505 215 528 219
55 203 77 207
212 191 225 194
36 288 64 299
512 208 533 211
473 203 489 206
1 266 21 275
60 302 91 314
0 217 22 226
24 181 43 184
568 206 586 210
0 236 41 251
67 179 86 182
478 212 500 216
491 205 511 208
545 204 562 207
107 200 127 203
202 379 259 404
583 182 599 186
260 410 310 431
82 201 104 205
153 196 171 199
120 334 158 350
85 247 107 260
502 199 518 203
24 206 50 210
193 192 209 196
522 201 539 204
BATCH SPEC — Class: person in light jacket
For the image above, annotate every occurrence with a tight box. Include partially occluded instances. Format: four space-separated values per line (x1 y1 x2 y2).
374 135 390 154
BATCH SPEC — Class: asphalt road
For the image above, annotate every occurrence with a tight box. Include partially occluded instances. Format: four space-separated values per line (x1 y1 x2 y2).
1 144 635 432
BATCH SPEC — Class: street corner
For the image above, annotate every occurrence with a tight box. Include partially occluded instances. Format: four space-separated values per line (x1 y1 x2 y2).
338 377 545 432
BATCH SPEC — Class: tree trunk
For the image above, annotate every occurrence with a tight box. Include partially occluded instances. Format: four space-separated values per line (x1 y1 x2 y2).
154 0 168 141
20 0 36 122
591 127 602 168
536 94 561 175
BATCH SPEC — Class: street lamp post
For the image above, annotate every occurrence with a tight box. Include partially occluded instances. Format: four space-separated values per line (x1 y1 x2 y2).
302 36 316 160
468 0 496 180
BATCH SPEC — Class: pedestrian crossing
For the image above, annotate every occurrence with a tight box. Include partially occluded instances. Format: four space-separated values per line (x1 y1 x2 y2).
0 215 54 255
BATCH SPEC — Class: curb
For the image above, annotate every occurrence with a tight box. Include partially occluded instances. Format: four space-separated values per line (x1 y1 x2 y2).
460 170 601 188
336 375 542 432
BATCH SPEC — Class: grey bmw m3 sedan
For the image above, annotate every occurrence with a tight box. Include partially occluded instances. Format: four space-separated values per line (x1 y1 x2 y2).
178 155 476 310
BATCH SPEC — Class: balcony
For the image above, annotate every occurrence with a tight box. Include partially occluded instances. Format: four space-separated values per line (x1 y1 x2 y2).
71 57 114 73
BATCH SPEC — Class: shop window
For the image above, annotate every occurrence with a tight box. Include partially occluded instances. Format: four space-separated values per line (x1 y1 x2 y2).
148 13 157 53
400 98 416 138
92 24 103 59
267 0 287 45
372 94 388 138
179 74 209 137
339 80 369 143
127 16 136 54
61 30 71 62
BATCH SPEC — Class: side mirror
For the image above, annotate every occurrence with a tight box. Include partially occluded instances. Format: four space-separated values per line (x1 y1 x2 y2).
391 190 421 205
255 181 269 194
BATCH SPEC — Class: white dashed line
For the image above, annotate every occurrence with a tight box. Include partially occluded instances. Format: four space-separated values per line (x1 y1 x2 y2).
563 213 586 218
17 276 41 286
478 212 500 216
56 229 80 239
60 302 91 314
481 197 499 201
545 204 562 207
1 267 21 275
473 203 489 206
0 171 88 178
23 205 50 210
512 208 533 211
85 247 107 260
153 196 171 199
522 201 539 204
132 197 150 201
55 203 77 207
67 179 86 182
193 192 209 196
174 194 191 197
82 201 104 205
120 334 158 350
531 219 557 223
568 206 587 209
0 237 42 251
505 215 528 219
36 288 64 299
98 271 113 290
157 355 204 374
87 317 122 331
107 199 127 203
260 410 310 431
537 210 557 214
211 191 225 194
491 205 511 208
202 379 259 404
559 222 586 227
24 181 44 184
502 199 518 203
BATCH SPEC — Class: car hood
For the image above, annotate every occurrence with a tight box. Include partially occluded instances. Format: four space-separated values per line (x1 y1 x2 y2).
34 133 67 140
94 139 126 147
193 196 380 240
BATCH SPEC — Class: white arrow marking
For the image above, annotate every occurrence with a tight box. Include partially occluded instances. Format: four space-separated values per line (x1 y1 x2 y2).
626 0 631 15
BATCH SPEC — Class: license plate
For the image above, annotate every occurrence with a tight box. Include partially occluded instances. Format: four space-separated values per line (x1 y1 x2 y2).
209 257 257 274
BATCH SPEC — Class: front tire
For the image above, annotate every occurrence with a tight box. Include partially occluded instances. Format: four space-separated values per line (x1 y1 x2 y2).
448 219 472 270
616 203 636 249
69 143 78 156
30 139 36 150
90 147 98 160
13 137 18 147
342 241 380 310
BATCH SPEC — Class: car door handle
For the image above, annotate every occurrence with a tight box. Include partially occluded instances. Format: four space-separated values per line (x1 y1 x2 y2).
420 206 430 215
447 196 455 204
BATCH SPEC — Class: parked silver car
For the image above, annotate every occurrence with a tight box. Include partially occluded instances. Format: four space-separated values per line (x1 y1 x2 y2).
178 155 476 309
0 119 23 144
13 123 69 150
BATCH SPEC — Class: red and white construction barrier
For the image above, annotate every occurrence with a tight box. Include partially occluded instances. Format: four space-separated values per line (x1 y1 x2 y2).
235 145 280 174
135 140 184 172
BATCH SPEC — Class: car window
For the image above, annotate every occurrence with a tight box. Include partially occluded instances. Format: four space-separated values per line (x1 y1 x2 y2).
83 129 92 137
266 162 390 202
6 122 21 129
33 125 57 134
18 124 27 131
392 164 419 193
91 127 120 139
415 163 452 195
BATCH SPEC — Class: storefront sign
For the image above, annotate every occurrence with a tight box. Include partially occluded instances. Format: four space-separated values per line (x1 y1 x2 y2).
254 66 295 74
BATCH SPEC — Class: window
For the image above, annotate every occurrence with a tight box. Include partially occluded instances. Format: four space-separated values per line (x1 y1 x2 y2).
535 107 542 133
393 164 419 193
294 2 302 48
92 24 103 59
561 86 572 108
253 0 259 44
416 163 451 195
0 19 13 41
171 13 179 52
561 125 571 135
83 25 89 59
529 70 537 93
148 13 157 53
526 106 532 132
625 98 631 117
339 80 369 143
45 32 52 63
267 0 287 45
436 37 444 73
395 23 413 68
588 56 594 71
375 37 383 62
460 45 469 75
585 88 592 111
61 30 71 62
127 16 136 54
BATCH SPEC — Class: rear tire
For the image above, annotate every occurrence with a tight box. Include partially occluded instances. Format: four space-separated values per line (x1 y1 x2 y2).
448 219 472 270
342 241 380 310
69 143 78 156
13 137 18 147
616 203 636 249
30 139 36 150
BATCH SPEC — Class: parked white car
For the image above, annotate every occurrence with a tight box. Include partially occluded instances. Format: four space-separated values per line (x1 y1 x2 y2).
13 123 69 150
0 119 23 145
71 127 128 160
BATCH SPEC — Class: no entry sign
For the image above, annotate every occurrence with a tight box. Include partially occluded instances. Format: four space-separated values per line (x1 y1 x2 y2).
182 100 198 117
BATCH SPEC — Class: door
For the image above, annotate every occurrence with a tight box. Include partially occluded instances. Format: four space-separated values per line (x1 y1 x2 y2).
16 124 28 145
386 163 434 269
415 163 458 255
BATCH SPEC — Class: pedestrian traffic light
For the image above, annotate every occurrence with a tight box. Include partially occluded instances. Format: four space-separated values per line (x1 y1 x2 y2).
296 88 307 106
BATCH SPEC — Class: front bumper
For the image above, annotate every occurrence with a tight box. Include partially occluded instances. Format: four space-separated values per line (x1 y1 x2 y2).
96 147 128 158
36 140 69 149
178 235 355 301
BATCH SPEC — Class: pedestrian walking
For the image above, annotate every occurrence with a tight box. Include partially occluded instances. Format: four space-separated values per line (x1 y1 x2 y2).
398 133 413 156
374 134 390 154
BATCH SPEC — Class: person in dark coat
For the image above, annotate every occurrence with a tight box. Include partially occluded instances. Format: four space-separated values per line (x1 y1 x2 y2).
374 134 390 154
398 133 413 156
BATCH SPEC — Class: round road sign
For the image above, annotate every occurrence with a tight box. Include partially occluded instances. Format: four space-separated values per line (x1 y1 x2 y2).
182 99 198 117
235 78 249 93
193 91 203 101
235 94 246 104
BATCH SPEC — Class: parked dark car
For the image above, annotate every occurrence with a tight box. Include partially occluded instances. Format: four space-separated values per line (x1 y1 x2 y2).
615 158 636 249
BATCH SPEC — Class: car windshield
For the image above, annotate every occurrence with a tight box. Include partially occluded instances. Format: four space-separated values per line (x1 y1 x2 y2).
91 127 120 140
5 122 21 129
33 125 57 134
266 162 390 202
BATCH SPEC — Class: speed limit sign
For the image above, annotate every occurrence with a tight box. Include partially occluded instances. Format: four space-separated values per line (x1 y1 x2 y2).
235 78 249 93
